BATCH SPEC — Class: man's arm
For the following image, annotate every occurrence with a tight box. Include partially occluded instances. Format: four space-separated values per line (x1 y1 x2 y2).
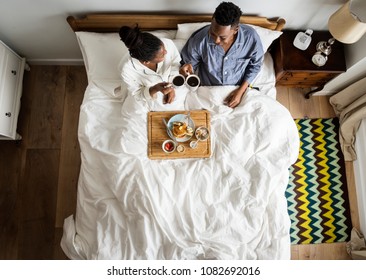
224 81 249 108
180 26 208 74
224 32 264 108
180 39 200 76
180 39 200 71
242 32 264 85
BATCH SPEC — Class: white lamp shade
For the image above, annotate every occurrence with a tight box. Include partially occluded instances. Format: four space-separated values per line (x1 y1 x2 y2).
350 0 366 22
328 1 366 44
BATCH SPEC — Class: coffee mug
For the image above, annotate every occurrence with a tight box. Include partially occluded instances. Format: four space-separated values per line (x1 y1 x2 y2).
172 74 186 88
185 74 200 91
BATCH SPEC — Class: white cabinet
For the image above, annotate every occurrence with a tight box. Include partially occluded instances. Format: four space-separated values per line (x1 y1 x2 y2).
0 40 26 140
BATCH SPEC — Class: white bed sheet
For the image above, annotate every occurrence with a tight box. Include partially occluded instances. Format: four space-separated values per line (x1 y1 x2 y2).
61 49 299 260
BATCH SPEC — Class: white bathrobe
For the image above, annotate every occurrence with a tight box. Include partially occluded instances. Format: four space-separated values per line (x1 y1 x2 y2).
120 38 187 112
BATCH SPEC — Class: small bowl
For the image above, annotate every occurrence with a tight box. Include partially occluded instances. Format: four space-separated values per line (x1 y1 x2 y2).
195 127 210 141
176 144 185 153
162 139 176 153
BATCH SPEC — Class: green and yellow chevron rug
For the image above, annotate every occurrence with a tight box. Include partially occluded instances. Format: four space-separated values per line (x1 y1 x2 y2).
286 118 352 245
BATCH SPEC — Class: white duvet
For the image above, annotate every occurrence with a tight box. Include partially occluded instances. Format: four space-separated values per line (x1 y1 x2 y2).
61 54 299 260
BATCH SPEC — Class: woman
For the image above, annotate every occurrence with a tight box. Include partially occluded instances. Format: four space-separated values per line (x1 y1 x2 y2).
119 25 185 111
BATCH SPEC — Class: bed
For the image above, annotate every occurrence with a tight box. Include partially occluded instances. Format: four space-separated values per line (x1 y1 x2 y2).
60 13 299 260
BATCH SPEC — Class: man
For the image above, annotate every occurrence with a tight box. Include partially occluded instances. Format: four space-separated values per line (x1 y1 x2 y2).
180 2 264 108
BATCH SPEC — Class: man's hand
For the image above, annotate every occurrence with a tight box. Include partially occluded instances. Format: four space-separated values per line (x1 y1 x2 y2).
224 81 250 108
224 88 246 108
179 63 194 77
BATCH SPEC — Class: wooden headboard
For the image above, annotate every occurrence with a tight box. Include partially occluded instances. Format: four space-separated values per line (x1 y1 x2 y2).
67 14 286 32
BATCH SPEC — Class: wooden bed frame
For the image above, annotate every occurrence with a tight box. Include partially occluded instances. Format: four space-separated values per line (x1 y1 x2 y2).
67 14 286 32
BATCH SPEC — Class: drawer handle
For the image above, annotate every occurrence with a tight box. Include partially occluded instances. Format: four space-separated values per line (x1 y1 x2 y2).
11 70 17 75
5 112 12 117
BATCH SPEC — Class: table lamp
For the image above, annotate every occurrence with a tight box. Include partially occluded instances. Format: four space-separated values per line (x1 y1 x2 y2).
312 0 366 66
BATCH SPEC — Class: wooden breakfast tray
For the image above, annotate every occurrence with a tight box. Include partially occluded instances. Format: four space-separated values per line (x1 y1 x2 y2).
147 110 211 160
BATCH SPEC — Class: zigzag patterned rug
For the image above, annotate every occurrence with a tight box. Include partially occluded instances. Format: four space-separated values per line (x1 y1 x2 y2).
286 118 352 245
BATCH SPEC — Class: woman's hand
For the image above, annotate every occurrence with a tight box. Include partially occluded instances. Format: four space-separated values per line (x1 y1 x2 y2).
149 82 175 104
179 64 194 77
163 90 175 104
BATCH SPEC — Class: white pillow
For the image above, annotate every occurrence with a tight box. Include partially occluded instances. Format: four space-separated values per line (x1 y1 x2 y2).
172 39 187 52
76 32 127 82
148 30 177 39
175 22 282 52
175 22 210 40
247 24 282 52
76 30 177 83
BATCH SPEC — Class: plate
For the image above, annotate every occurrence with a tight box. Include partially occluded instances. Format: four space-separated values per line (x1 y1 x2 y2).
167 114 195 142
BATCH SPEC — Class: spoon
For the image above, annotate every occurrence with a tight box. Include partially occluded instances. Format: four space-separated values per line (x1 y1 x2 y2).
162 118 169 130
189 139 198 149
162 118 176 141
189 127 209 149
185 111 191 123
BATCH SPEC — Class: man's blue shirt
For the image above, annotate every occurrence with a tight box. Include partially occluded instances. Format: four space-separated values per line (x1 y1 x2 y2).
180 24 264 86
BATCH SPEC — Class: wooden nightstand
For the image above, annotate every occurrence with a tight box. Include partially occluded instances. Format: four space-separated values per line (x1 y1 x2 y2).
271 30 346 98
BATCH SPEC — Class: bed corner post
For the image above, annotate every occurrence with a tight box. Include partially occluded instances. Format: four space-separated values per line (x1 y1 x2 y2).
276 18 286 31
67 16 78 32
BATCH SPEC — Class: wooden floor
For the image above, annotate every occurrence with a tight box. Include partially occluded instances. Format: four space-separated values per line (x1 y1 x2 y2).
277 87 359 260
0 66 359 259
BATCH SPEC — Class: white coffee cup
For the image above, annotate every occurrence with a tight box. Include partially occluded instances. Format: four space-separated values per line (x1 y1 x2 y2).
171 74 186 88
185 74 200 91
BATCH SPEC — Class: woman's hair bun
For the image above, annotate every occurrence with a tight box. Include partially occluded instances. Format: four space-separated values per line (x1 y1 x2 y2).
119 25 143 50
119 24 163 61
